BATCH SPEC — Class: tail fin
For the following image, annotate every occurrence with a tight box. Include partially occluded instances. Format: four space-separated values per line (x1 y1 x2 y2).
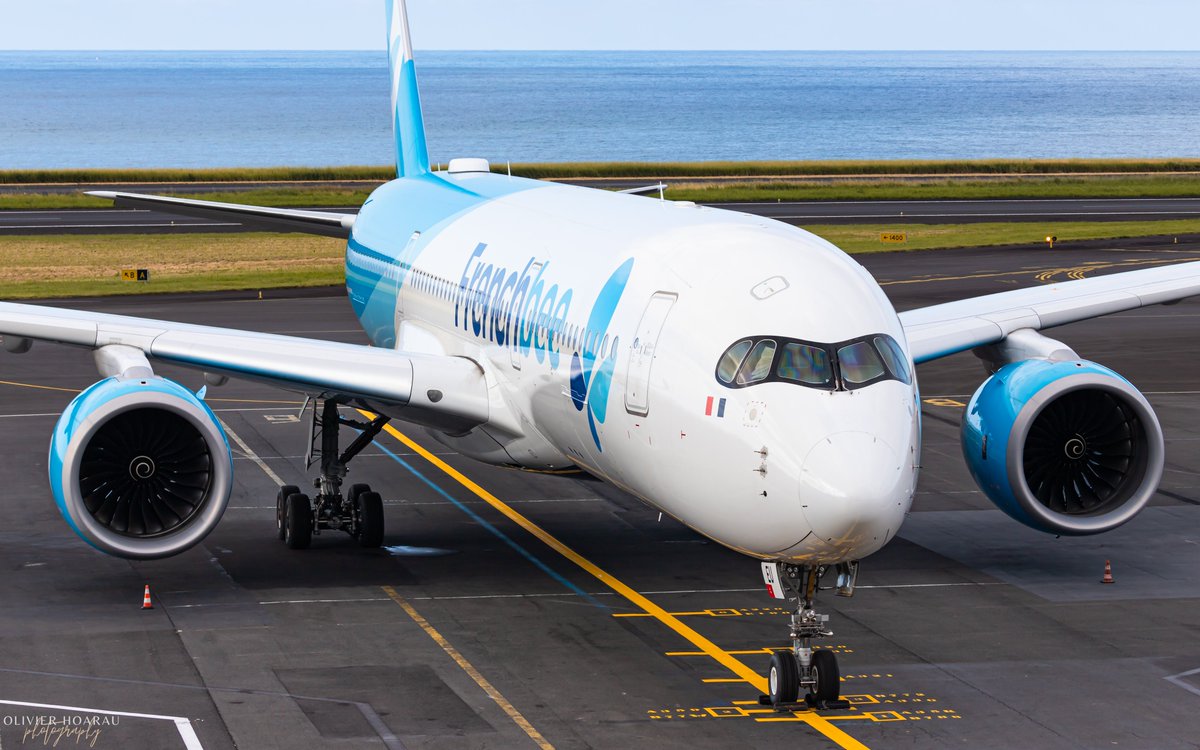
386 0 430 178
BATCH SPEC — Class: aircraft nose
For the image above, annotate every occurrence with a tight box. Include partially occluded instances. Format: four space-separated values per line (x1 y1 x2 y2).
799 431 907 553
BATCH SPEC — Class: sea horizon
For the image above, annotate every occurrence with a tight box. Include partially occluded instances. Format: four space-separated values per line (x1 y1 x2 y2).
3 50 1199 169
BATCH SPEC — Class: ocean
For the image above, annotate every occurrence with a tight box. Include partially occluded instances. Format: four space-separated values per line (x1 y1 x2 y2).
2 50 1199 169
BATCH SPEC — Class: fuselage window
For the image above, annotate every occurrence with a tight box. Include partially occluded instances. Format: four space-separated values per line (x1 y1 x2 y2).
777 342 834 387
837 341 886 385
736 339 777 385
717 339 753 384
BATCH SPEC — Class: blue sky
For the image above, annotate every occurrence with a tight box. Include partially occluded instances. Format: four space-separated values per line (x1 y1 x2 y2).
2 0 1198 51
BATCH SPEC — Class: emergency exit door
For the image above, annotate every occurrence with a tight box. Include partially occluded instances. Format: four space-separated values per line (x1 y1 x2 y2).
624 292 677 416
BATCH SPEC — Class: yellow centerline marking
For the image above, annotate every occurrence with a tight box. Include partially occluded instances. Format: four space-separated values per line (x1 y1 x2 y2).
381 586 554 750
878 254 1200 287
0 379 81 393
364 412 869 750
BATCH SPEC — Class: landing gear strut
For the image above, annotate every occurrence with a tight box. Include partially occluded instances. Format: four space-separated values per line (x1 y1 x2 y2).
275 398 390 550
760 561 858 711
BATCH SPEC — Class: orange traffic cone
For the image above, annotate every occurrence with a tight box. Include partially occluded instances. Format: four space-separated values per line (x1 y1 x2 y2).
1101 561 1114 584
141 584 153 609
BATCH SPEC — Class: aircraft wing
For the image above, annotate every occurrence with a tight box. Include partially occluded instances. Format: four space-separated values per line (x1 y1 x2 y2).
87 191 356 238
899 260 1200 364
0 301 488 428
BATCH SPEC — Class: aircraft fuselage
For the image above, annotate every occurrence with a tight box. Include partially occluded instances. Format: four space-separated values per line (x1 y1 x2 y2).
347 169 920 564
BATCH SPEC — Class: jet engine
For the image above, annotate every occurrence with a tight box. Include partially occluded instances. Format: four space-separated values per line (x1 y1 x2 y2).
961 358 1163 535
49 374 233 559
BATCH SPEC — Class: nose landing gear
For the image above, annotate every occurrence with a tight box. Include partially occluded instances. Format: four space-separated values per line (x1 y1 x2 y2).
760 561 857 711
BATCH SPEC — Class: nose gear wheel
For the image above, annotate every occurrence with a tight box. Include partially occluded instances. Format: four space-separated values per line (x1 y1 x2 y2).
760 562 855 711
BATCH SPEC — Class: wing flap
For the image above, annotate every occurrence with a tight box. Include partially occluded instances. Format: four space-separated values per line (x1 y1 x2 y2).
87 191 356 238
901 260 1200 363
0 301 488 428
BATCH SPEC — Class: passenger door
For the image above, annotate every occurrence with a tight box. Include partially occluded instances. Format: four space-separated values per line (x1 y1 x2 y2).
624 292 677 416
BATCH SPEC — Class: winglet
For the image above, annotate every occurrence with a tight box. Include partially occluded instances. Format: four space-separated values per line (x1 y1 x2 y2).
386 0 431 178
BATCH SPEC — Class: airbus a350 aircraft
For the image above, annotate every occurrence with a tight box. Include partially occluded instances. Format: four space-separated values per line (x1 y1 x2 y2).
3 0 1199 711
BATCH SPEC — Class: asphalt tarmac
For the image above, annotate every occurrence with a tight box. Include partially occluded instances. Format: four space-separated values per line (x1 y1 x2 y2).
1 241 1200 749
7 196 1200 235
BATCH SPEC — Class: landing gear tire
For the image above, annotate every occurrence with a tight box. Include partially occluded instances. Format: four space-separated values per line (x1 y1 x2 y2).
809 649 840 704
768 651 800 706
354 490 385 548
276 484 299 541
347 483 371 506
284 492 313 550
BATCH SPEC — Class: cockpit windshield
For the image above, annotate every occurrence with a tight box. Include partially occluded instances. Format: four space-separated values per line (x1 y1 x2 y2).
715 333 911 391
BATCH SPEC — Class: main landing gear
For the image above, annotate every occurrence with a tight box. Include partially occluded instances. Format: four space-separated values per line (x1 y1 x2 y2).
759 561 859 711
275 399 390 550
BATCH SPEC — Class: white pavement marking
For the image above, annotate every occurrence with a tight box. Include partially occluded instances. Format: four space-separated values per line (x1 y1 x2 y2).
0 699 203 749
1165 666 1200 699
857 582 1006 589
217 418 285 486
0 407 305 419
0 223 241 230
403 582 1009 602
777 211 1200 220
719 197 1200 207
258 597 392 605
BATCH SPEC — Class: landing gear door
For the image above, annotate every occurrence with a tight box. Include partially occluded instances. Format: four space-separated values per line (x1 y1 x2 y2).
624 292 677 417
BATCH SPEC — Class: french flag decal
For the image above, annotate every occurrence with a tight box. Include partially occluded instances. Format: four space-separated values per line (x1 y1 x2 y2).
704 396 727 418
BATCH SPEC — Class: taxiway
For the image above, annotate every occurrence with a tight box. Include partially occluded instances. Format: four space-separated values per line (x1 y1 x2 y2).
1 241 1199 749
7 197 1200 235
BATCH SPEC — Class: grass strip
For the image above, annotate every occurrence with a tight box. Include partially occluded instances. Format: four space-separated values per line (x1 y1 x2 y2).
6 174 1200 211
2 220 1198 299
9 158 1200 185
803 220 1200 254
0 233 344 299
669 175 1200 202
0 166 391 185
0 188 374 211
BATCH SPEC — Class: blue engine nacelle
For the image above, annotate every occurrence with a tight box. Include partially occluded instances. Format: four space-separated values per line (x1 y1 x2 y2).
962 359 1164 535
49 375 233 559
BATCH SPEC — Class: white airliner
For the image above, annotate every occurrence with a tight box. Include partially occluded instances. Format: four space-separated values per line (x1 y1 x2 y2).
3 0 1199 710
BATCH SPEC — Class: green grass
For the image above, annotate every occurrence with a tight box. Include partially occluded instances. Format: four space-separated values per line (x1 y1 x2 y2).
0 188 375 211
8 171 1200 211
0 165 391 185
0 233 344 299
669 175 1200 203
9 158 1200 184
2 221 1199 299
515 158 1200 179
803 220 1200 254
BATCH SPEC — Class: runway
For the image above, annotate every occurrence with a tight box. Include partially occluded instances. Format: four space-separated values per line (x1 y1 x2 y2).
7 196 1200 235
2 241 1200 748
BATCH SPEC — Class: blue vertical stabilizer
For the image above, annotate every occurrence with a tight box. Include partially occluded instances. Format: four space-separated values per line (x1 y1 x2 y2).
386 0 431 178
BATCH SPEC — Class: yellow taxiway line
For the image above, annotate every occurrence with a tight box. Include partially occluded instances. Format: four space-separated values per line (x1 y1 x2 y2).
365 413 870 750
381 585 554 750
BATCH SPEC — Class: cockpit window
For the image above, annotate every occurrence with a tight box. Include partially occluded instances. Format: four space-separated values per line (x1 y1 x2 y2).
874 335 912 385
837 341 886 385
777 343 834 388
736 339 777 385
715 333 911 392
716 339 753 384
